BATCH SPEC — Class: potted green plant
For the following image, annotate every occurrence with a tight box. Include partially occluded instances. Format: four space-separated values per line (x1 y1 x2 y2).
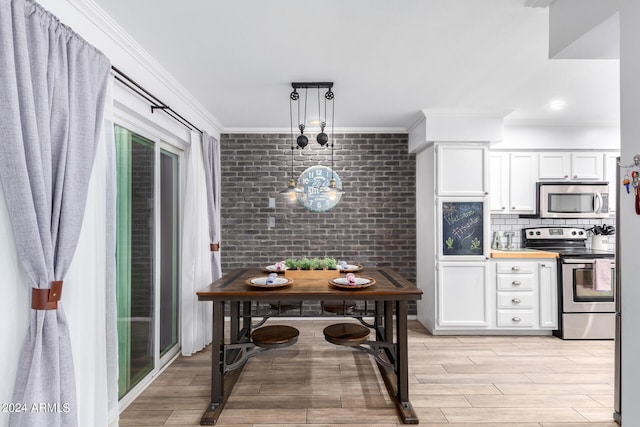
284 257 340 279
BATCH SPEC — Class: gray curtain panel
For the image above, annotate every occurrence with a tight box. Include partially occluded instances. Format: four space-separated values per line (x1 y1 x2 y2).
0 1 110 426
202 132 222 280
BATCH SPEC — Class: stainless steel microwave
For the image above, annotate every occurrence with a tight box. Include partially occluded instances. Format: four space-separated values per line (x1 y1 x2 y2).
537 182 610 219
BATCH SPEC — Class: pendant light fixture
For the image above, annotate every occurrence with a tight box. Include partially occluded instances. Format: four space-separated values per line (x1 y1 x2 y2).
281 82 344 200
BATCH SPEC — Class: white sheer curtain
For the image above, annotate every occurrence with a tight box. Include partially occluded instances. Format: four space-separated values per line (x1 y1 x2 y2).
0 79 117 427
202 132 222 282
180 131 213 356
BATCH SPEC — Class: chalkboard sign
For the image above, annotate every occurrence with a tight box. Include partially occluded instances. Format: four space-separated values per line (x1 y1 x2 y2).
442 201 484 256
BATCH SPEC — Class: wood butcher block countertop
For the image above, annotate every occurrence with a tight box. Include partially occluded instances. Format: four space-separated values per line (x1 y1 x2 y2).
490 249 559 259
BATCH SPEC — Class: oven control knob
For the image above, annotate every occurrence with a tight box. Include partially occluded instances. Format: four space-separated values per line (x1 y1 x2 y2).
578 231 584 235
536 231 541 235
528 231 534 235
571 231 577 235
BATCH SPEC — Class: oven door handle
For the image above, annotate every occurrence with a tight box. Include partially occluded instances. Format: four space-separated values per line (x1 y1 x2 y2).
562 258 595 265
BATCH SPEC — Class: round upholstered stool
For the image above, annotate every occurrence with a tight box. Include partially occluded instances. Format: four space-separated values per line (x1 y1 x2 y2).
322 301 356 315
251 325 299 349
323 323 370 347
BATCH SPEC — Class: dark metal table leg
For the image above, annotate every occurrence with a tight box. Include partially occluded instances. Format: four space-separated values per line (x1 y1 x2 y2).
384 301 394 349
201 300 225 425
395 300 417 423
230 301 240 343
242 301 252 333
376 300 418 424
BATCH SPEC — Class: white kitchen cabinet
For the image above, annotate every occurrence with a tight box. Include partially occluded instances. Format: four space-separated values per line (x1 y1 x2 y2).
571 152 603 180
539 152 570 180
436 144 488 196
489 152 509 213
493 259 558 330
489 152 537 214
538 261 558 329
437 262 489 328
508 152 538 214
538 152 604 181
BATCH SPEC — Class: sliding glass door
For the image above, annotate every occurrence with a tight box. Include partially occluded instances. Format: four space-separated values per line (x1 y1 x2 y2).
115 124 181 400
160 150 179 356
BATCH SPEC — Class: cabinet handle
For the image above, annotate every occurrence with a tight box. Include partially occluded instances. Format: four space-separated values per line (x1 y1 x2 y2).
511 266 520 271
511 206 516 210
501 206 506 210
512 298 521 304
512 317 522 322
564 175 569 179
512 280 521 286
573 175 578 179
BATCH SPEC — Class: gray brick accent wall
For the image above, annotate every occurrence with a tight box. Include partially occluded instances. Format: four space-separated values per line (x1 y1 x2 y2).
220 133 417 313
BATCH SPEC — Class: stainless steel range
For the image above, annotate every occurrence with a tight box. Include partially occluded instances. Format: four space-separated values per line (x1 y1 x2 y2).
523 227 615 340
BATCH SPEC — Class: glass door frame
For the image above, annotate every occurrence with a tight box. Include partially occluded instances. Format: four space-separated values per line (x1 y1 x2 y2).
113 110 187 410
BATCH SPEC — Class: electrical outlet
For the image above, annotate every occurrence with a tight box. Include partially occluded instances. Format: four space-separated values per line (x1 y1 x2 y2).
268 217 275 228
268 197 275 208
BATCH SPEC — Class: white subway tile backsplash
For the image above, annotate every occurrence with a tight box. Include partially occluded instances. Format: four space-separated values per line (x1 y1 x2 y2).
490 215 617 252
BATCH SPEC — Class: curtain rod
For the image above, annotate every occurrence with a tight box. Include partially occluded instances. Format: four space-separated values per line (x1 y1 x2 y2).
111 66 203 135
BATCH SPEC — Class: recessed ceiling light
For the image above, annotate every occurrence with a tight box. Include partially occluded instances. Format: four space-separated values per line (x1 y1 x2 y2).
547 99 566 111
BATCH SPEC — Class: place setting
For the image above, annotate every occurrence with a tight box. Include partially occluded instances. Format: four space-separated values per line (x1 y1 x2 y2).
261 260 289 273
245 273 293 289
337 260 363 272
329 272 376 290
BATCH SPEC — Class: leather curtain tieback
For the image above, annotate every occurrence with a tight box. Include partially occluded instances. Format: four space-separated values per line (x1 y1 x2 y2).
31 281 63 310
210 242 220 252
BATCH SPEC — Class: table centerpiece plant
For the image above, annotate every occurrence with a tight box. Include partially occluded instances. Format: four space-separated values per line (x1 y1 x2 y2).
283 257 340 279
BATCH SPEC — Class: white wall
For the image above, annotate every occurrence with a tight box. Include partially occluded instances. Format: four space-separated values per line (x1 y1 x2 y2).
619 1 640 423
498 124 620 150
37 0 222 139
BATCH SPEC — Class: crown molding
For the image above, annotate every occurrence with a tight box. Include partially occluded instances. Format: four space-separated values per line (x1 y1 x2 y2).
222 127 409 135
64 0 224 134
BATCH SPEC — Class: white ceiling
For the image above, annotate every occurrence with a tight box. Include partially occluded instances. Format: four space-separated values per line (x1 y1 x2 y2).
92 0 620 132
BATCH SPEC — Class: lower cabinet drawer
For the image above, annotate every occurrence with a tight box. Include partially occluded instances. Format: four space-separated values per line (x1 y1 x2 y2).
497 292 535 309
497 310 535 327
496 263 536 274
496 274 534 291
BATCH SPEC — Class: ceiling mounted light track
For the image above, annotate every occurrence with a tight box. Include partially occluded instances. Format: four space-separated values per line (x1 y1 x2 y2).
290 82 334 149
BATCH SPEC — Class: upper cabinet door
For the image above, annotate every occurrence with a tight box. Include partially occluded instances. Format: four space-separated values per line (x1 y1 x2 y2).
538 152 604 181
436 144 488 196
509 152 538 214
571 152 604 180
489 152 509 213
538 152 570 180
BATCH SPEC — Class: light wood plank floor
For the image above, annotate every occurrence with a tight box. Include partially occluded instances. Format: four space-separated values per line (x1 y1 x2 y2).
121 320 617 426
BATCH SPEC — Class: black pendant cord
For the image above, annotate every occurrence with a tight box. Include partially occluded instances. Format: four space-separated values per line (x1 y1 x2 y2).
330 93 335 179
303 87 308 130
111 66 203 135
289 96 295 179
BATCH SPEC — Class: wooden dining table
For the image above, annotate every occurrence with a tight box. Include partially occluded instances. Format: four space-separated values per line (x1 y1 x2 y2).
196 267 423 425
